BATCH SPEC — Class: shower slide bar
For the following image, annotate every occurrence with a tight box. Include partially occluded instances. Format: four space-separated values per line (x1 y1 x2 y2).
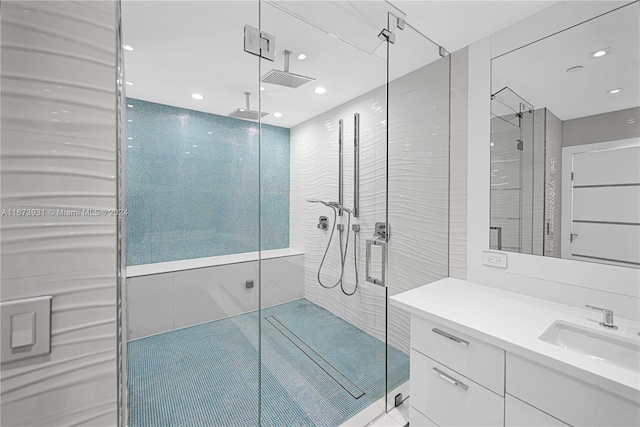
338 119 343 216
337 114 360 217
354 113 360 218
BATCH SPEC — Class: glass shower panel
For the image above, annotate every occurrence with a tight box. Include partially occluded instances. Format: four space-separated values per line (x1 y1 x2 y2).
386 22 451 410
122 1 262 426
258 1 392 425
490 90 544 255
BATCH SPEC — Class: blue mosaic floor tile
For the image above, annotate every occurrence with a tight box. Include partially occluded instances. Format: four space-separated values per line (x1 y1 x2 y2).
127 299 409 427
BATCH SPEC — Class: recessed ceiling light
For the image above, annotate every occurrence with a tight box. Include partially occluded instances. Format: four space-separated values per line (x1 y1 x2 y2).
124 45 134 51
239 108 246 112
608 87 623 94
590 48 611 58
566 66 583 73
192 145 198 147
260 86 265 91
127 137 133 140
314 87 326 94
208 131 212 134
127 104 133 108
126 81 134 86
185 151 190 154
127 119 133 123
273 112 282 118
191 93 204 100
298 54 307 60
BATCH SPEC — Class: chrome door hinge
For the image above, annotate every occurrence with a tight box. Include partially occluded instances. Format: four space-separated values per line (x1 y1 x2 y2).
244 24 275 61
378 28 396 44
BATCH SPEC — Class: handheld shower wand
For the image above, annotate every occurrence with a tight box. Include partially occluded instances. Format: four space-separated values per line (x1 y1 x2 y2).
306 199 359 296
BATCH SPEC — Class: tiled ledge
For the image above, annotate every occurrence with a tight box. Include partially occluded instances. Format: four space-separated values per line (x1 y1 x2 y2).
126 248 305 278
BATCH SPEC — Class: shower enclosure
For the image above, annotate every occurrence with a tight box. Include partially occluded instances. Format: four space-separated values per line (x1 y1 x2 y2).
122 1 450 425
490 87 547 255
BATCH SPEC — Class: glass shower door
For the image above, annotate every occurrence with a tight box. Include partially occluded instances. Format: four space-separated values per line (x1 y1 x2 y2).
122 1 263 426
386 20 451 412
257 1 398 425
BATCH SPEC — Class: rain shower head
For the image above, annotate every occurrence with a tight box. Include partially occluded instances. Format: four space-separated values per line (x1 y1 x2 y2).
261 50 315 89
228 92 269 121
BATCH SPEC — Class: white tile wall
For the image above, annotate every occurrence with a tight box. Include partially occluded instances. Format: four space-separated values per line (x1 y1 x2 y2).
449 47 470 280
290 53 454 353
126 254 304 340
126 274 174 339
173 262 259 329
0 1 119 425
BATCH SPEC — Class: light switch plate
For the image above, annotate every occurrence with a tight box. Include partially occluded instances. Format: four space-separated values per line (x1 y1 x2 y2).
1 296 52 364
11 312 36 348
482 251 508 268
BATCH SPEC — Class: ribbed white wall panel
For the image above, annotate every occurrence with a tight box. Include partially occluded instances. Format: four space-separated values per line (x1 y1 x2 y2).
290 55 453 354
1 1 119 425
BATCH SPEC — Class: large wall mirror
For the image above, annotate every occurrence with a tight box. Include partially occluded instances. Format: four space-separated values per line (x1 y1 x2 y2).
490 2 639 268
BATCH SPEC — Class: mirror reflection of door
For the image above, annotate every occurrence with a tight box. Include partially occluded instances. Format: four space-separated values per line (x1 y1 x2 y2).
562 140 640 267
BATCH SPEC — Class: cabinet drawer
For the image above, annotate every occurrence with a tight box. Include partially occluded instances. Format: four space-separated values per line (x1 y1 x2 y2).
410 407 438 427
411 349 504 427
411 315 505 395
506 353 640 427
505 393 570 426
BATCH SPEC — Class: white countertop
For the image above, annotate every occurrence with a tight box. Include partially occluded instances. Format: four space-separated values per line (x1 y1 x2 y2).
390 278 640 403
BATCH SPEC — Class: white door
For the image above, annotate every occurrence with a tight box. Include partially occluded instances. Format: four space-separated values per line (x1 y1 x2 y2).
562 138 640 267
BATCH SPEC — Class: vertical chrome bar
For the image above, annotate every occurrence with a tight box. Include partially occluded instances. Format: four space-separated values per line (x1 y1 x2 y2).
354 113 360 218
338 119 343 216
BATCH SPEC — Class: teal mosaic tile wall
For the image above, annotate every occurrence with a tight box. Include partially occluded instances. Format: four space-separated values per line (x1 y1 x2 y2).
125 98 290 266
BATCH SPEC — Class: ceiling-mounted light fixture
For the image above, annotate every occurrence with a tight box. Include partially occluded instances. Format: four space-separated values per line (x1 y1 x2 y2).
192 93 204 100
608 87 623 94
124 45 134 51
314 87 327 94
273 112 282 118
298 53 307 60
590 47 611 58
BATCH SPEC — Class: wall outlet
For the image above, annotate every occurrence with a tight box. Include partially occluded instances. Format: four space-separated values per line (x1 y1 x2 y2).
482 251 507 268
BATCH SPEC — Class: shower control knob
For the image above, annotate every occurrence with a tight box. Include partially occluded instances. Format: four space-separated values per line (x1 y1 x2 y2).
352 224 360 233
337 224 344 231
317 216 328 230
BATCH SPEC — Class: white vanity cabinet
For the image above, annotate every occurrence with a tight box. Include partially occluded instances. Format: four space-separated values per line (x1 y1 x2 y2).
392 279 640 427
408 315 640 427
410 316 505 426
506 354 639 426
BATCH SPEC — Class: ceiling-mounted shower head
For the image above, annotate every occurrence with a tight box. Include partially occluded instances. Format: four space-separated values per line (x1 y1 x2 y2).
228 92 269 121
261 50 315 89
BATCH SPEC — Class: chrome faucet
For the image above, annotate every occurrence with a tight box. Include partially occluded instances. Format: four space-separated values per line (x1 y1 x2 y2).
586 305 618 330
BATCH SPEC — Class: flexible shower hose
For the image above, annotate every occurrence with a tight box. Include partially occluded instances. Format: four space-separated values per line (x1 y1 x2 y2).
316 205 358 296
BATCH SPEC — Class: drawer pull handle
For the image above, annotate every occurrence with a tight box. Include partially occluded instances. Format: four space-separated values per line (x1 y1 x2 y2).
432 368 469 391
432 328 469 346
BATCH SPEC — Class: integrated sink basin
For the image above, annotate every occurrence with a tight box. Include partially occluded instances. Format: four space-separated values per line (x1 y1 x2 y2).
540 321 640 372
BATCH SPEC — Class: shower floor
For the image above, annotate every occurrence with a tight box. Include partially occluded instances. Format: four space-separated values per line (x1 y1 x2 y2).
127 298 409 427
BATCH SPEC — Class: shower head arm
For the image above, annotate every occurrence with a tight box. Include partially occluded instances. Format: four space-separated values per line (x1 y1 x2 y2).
283 50 291 73
306 199 353 214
